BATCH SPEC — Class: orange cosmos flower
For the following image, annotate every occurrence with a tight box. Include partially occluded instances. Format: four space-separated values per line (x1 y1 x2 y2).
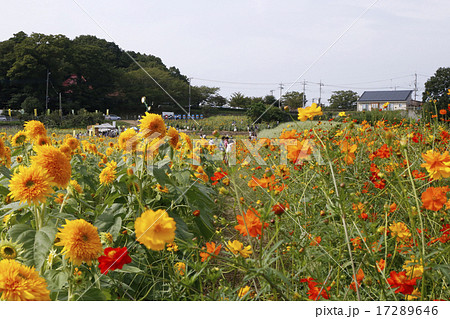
376 259 386 272
200 242 222 262
389 203 397 213
235 208 269 238
420 150 450 180
300 277 330 300
349 268 365 291
421 186 449 211
340 140 357 164
387 270 420 295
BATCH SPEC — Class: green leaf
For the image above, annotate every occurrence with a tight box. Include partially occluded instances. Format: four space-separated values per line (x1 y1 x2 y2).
94 210 123 240
75 287 107 301
170 212 194 241
9 224 57 270
8 224 36 266
44 269 69 290
0 165 12 180
34 226 57 271
0 185 9 196
115 264 144 273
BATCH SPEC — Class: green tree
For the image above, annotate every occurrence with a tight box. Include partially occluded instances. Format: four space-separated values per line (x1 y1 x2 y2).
423 67 450 111
282 91 306 111
229 92 251 109
246 102 286 123
263 94 277 105
328 90 358 110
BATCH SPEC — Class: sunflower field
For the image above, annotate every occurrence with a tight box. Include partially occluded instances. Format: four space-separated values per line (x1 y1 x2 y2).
0 105 449 301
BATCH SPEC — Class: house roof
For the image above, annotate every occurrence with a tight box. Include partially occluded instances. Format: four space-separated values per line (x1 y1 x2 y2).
358 90 413 102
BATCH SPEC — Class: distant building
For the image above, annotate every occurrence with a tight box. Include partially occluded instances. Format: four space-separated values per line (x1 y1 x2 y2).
357 90 421 111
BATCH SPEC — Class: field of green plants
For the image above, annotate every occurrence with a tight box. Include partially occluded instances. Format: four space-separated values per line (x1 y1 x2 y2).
0 105 449 301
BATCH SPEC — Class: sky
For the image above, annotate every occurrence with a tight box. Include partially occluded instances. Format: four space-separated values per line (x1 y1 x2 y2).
1 0 450 104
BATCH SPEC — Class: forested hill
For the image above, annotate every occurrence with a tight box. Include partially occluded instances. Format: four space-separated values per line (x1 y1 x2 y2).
0 31 217 115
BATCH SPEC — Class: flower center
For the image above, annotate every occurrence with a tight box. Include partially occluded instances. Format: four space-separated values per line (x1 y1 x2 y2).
154 224 162 233
1 246 17 259
25 179 35 188
107 250 117 258
82 234 89 242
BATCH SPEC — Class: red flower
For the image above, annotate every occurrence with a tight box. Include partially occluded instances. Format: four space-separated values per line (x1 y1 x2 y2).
301 277 330 300
439 224 450 243
211 169 228 185
387 271 420 295
98 247 132 275
271 202 289 216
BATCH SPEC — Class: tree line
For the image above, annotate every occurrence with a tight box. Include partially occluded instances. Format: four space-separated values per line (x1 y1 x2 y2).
1 32 448 121
0 32 226 116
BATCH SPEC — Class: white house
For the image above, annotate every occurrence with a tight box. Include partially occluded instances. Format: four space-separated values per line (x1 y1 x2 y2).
357 90 420 111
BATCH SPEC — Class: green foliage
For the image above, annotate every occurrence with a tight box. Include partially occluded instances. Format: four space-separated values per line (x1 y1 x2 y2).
0 32 221 115
423 67 450 111
229 92 251 109
20 96 43 114
246 102 287 123
328 90 359 110
282 91 306 111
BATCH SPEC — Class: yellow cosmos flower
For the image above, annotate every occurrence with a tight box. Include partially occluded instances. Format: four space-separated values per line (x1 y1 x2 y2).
238 285 251 298
174 262 186 276
0 259 50 301
55 219 103 266
226 240 252 258
403 256 424 278
297 103 323 121
389 222 411 242
31 145 72 188
8 165 54 205
339 111 346 117
139 112 166 139
135 209 176 251
420 150 450 180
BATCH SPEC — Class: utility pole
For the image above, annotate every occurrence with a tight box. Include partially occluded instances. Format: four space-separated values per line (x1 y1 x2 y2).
45 69 50 113
302 80 306 108
278 82 283 109
59 92 62 121
188 77 192 118
318 80 324 106
414 73 418 100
